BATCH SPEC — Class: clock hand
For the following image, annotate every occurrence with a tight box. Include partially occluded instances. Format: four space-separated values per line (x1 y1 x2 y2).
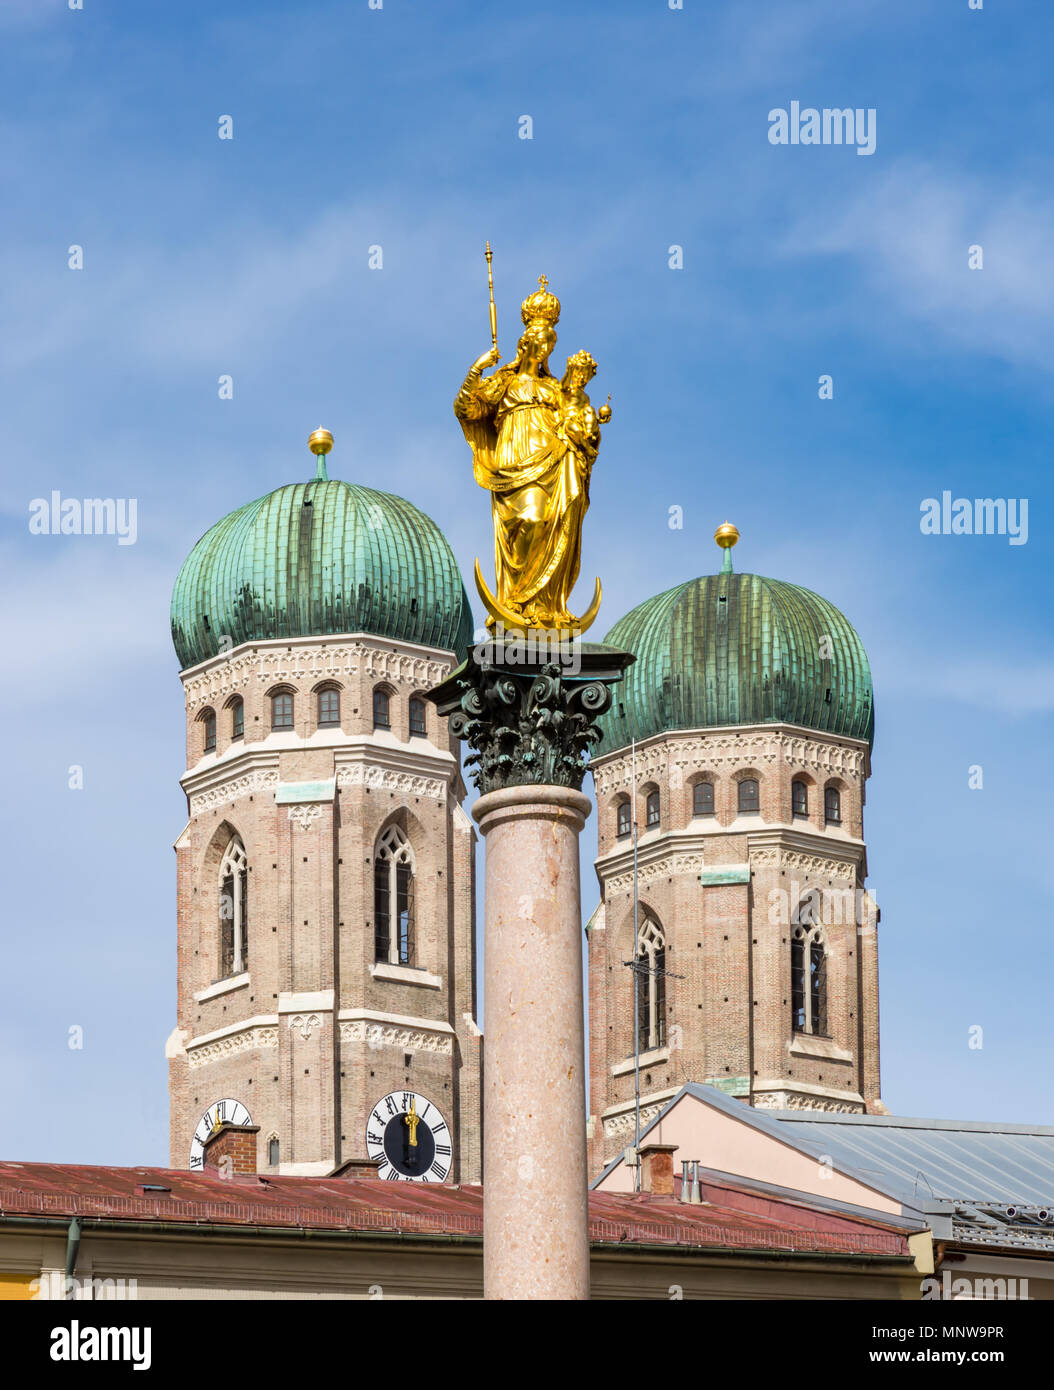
405 1097 420 1148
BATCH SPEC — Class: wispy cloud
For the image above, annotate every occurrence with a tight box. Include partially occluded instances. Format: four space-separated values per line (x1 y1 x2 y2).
785 162 1054 372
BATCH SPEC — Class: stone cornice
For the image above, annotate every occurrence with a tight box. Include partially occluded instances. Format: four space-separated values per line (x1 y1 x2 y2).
185 1015 280 1068
592 724 870 796
182 740 458 814
337 1008 456 1056
597 825 866 894
747 828 865 883
181 633 458 711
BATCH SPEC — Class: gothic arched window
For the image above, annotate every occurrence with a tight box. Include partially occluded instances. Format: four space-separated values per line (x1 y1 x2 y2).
693 780 715 817
645 790 660 828
791 925 827 1036
231 698 244 740
373 687 391 730
409 697 427 737
824 785 842 825
271 690 294 730
635 916 667 1052
202 709 216 753
738 778 759 814
374 825 415 966
317 686 340 727
219 836 248 978
792 779 808 817
616 799 631 839
268 1135 280 1167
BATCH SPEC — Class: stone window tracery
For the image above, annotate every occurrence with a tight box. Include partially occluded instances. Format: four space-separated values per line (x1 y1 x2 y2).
374 825 415 966
791 924 827 1036
635 916 667 1053
219 835 248 978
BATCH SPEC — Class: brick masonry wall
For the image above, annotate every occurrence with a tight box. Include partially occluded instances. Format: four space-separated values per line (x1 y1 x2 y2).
587 724 880 1176
169 634 483 1182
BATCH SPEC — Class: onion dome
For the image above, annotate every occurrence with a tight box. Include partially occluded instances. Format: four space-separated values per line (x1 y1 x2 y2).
600 525 873 748
171 431 473 670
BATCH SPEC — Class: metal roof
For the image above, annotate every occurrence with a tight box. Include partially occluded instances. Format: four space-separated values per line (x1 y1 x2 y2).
599 569 874 748
766 1110 1054 1210
171 475 473 670
600 1084 1054 1254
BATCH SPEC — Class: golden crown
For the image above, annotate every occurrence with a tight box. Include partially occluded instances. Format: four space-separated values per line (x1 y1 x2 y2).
521 275 561 327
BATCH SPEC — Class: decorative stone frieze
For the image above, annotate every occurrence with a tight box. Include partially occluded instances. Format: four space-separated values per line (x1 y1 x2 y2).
186 1024 279 1069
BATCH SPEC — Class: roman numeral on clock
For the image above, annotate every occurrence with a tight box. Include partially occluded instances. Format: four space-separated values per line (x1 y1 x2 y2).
429 1160 447 1178
435 1144 451 1156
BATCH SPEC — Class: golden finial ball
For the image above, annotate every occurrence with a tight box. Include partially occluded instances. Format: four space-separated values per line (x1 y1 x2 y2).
308 427 333 456
714 521 740 549
598 404 612 424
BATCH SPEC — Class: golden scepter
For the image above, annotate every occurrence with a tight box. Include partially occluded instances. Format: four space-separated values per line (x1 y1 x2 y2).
485 241 498 353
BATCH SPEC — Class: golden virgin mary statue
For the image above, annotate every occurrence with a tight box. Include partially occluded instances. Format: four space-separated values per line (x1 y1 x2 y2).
454 274 609 633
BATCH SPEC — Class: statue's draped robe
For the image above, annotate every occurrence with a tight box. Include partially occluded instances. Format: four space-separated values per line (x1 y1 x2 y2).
456 368 590 627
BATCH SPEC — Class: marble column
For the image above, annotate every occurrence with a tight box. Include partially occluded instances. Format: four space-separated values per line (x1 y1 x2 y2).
427 641 633 1301
473 784 592 1301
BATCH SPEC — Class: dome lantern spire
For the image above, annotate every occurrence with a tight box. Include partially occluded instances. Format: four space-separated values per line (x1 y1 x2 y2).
308 427 334 482
714 520 739 574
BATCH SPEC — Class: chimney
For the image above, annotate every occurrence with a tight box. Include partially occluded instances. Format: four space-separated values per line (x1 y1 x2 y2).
638 1143 678 1196
202 1122 260 1176
328 1156 383 1180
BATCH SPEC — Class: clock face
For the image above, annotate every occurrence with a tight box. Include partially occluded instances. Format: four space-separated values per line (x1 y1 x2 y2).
365 1091 452 1183
189 1098 252 1170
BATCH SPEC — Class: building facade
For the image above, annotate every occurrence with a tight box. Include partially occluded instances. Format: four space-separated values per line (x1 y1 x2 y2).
587 536 884 1174
166 454 483 1181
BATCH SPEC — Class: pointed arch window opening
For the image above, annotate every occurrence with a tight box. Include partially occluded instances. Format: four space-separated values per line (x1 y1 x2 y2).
374 825 415 966
791 924 828 1036
219 837 248 978
634 917 668 1052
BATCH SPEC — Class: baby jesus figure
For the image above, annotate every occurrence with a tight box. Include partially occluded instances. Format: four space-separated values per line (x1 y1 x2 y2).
558 349 611 473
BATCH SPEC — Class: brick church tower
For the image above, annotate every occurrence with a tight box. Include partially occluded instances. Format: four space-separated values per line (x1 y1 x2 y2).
586 528 884 1176
166 436 482 1181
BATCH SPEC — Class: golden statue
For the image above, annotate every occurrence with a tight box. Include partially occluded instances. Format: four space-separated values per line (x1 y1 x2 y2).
454 258 610 633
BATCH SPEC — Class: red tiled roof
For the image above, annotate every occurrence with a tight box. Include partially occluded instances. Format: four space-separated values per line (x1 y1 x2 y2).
0 1162 912 1258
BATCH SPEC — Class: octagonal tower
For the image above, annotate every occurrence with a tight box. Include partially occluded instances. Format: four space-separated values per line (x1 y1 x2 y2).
587 529 884 1176
166 436 482 1182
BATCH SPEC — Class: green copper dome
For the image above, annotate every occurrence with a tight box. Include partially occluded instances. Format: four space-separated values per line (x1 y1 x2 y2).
171 475 474 670
600 569 873 748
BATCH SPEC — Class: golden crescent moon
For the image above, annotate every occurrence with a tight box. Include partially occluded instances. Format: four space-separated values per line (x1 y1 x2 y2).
473 560 602 638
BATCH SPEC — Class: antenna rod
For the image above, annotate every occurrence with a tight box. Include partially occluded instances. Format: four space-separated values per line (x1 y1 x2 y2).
485 241 498 351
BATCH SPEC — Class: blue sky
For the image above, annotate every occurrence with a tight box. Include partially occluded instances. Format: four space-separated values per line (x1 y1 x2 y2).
1 0 1050 1164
